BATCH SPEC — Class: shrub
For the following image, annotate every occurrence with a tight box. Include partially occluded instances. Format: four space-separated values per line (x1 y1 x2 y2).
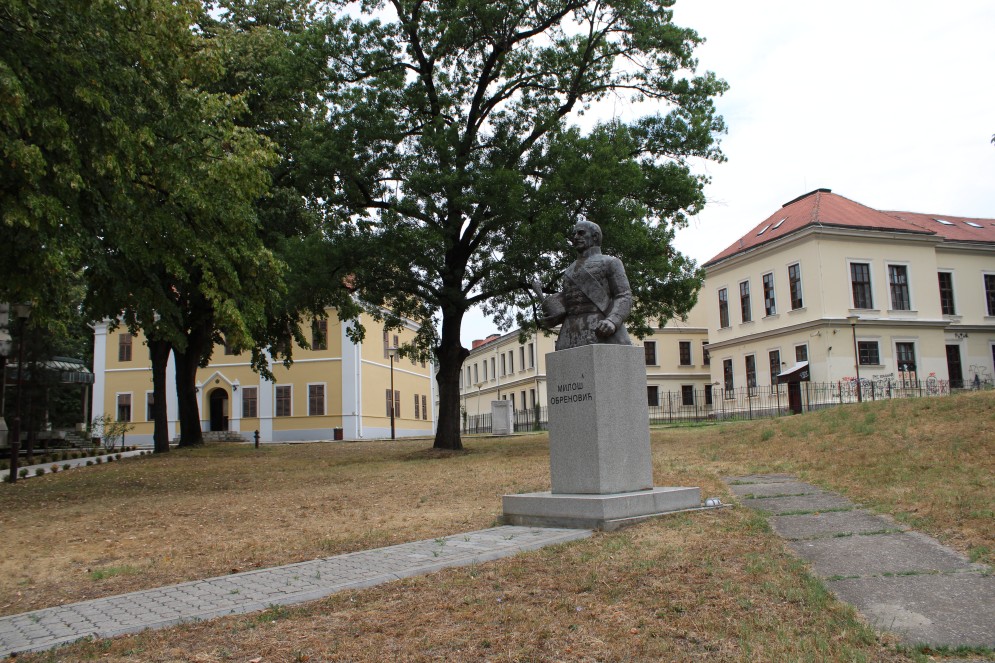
34 468 45 476
50 464 60 473
19 468 28 478
62 463 71 471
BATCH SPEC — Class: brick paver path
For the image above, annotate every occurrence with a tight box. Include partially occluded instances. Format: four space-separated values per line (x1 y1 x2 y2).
0 526 591 657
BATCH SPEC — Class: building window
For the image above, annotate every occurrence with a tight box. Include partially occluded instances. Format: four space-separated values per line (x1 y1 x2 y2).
718 288 730 328
788 263 803 310
768 350 781 391
858 341 880 366
146 392 155 421
490 357 495 381
739 281 752 323
679 341 692 366
118 333 133 362
704 384 713 406
473 364 479 384
501 354 507 376
795 344 808 363
681 385 694 406
383 330 389 358
702 341 710 366
851 262 873 309
723 359 734 399
762 273 776 316
528 342 535 368
242 387 258 418
117 393 132 422
312 319 327 351
385 389 400 418
509 393 515 411
644 340 657 366
483 360 488 381
224 339 236 355
519 346 525 370
985 274 995 316
896 342 917 373
745 354 757 396
308 384 325 416
647 386 660 407
508 351 514 374
414 394 420 420
530 389 537 407
422 394 428 420
888 264 911 310
938 272 955 315
275 386 292 417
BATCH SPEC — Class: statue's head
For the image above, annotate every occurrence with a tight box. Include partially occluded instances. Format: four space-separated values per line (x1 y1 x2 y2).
570 220 602 251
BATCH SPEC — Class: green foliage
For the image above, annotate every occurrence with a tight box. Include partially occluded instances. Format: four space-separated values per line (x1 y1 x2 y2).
311 0 727 448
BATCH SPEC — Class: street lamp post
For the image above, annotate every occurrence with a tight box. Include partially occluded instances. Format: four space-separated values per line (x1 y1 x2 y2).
846 315 862 403
387 346 397 440
7 302 32 483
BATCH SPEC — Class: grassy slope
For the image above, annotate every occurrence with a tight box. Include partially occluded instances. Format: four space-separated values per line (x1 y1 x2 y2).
2 390 991 661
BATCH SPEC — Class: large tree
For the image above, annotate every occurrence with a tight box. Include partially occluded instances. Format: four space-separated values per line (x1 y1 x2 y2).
314 0 727 450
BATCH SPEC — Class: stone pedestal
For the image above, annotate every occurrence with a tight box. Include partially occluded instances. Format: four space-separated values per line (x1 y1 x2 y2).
503 344 700 530
491 400 514 435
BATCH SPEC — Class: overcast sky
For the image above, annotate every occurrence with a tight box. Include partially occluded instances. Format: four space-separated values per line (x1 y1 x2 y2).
459 0 995 345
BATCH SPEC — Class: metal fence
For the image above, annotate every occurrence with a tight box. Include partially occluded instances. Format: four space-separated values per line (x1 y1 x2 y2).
460 378 992 434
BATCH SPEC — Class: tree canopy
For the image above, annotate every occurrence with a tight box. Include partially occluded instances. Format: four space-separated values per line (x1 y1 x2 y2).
313 0 728 449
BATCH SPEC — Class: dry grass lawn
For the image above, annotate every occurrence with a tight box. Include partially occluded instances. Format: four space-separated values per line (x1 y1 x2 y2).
1 389 992 661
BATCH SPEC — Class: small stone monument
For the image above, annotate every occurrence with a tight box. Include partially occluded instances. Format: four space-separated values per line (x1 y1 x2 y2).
491 400 514 436
502 221 700 530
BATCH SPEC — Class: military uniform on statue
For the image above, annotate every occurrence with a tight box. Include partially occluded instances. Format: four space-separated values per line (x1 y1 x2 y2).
505 219 702 530
535 220 633 351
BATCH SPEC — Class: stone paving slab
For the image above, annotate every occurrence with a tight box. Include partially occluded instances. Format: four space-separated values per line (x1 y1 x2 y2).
770 509 902 539
727 475 995 651
787 531 980 578
828 573 995 648
0 526 591 658
725 473 796 485
740 492 855 515
727 481 821 498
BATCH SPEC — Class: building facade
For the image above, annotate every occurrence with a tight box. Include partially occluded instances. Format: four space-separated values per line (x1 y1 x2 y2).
459 305 711 420
701 189 995 397
92 311 436 445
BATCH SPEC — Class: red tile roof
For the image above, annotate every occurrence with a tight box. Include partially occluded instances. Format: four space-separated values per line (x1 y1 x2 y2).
883 210 995 244
704 189 994 267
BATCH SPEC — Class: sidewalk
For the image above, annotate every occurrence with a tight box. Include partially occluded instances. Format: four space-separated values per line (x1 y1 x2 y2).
0 450 145 482
0 526 590 658
726 474 995 651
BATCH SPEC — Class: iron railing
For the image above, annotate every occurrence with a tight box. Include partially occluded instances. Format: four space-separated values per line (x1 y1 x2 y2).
459 377 991 434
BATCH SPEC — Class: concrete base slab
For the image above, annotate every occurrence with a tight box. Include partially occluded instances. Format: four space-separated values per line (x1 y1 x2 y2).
770 509 901 539
726 474 796 484
829 573 995 647
788 532 979 577
503 487 701 531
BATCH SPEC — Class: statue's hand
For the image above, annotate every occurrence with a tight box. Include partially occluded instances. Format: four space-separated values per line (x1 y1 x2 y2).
595 319 616 338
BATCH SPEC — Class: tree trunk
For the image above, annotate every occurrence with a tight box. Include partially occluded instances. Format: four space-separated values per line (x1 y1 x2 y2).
173 346 203 447
149 339 172 453
433 311 469 450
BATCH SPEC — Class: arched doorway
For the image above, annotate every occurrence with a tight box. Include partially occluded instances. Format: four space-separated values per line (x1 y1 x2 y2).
209 388 229 431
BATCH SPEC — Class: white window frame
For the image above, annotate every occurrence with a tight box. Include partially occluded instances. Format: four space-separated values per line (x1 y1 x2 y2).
307 382 326 417
275 385 293 418
116 392 133 422
847 259 877 311
885 261 914 312
937 269 957 317
787 262 804 311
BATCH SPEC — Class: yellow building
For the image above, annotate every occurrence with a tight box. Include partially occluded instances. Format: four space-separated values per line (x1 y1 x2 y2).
92 312 436 444
701 188 995 397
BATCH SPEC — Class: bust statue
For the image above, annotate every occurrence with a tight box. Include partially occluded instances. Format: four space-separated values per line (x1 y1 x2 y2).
534 221 633 351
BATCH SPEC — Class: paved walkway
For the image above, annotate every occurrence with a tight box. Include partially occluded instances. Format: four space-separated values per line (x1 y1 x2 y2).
0 526 590 657
0 450 145 482
726 474 995 651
